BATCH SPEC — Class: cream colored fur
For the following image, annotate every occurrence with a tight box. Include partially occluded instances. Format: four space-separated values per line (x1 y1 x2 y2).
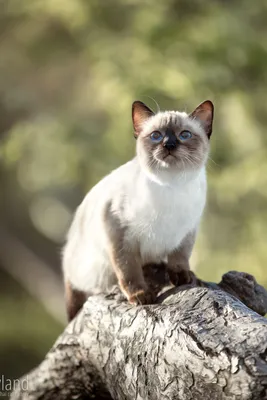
63 109 209 295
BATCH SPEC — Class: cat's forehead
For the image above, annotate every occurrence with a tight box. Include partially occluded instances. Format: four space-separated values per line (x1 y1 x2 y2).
143 111 202 133
152 111 184 128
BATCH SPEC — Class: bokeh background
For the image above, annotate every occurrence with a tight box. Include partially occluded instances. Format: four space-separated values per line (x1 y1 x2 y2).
1 0 267 383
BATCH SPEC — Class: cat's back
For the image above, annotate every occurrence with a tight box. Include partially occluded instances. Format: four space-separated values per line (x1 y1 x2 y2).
66 158 139 239
63 158 139 285
82 157 139 211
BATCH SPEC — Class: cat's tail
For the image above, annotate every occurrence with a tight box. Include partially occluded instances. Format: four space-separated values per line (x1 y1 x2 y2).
64 279 88 322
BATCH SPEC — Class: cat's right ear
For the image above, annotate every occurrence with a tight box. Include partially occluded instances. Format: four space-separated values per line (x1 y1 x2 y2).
132 101 154 138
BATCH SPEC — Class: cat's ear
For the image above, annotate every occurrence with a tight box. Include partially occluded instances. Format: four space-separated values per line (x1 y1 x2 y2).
132 101 154 137
189 100 214 138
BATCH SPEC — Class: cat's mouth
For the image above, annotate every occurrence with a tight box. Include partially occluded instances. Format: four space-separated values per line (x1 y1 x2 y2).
163 152 177 160
153 150 179 166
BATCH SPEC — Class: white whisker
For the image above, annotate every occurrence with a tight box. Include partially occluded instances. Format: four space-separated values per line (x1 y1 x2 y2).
208 156 221 168
143 96 160 113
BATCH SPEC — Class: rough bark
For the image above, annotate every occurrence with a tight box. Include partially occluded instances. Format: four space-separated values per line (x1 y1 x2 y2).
12 271 267 400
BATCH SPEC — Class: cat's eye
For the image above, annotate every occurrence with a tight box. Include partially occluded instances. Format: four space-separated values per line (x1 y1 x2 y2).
179 130 192 141
150 131 163 143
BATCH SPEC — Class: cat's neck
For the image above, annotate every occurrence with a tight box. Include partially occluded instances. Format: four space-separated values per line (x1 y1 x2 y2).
136 156 203 187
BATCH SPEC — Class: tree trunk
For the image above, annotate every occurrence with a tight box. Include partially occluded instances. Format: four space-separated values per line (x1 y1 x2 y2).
11 271 267 400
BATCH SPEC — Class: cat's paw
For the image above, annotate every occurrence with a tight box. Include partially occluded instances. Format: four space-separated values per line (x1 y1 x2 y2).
128 289 157 305
168 270 196 287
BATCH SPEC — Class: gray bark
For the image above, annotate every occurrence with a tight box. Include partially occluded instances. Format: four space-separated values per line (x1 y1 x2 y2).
11 271 267 400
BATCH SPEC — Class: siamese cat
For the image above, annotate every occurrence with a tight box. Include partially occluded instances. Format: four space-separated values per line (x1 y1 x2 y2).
63 99 214 321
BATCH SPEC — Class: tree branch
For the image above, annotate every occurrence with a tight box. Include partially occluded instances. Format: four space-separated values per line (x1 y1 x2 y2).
11 271 267 400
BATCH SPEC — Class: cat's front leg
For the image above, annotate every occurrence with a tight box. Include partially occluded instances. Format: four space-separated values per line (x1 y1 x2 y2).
110 247 156 305
167 231 197 287
104 203 156 305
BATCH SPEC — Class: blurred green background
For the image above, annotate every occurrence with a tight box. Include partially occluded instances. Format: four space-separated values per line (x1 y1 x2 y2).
0 0 267 386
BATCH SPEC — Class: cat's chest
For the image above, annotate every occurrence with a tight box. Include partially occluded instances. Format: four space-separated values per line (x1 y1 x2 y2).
127 175 206 258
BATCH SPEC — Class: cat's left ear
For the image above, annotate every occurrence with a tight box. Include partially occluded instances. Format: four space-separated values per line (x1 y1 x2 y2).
132 101 154 137
189 100 214 138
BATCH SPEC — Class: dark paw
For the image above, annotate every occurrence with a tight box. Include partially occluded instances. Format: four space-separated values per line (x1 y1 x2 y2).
168 270 196 287
128 289 157 305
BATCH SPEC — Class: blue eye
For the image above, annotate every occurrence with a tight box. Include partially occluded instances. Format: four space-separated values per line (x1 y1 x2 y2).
150 131 163 143
179 131 192 141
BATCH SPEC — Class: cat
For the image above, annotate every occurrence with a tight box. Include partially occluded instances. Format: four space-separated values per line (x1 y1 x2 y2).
63 99 214 321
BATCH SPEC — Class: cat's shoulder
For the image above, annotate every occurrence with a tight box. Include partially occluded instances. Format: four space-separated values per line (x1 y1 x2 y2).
111 157 139 179
83 158 139 203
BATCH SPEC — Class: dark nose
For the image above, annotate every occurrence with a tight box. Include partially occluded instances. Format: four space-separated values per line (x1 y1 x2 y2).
163 141 177 150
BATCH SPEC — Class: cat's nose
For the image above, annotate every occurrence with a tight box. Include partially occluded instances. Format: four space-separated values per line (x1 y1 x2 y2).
163 141 177 150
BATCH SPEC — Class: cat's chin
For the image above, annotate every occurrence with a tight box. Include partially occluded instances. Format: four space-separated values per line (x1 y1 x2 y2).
155 154 179 168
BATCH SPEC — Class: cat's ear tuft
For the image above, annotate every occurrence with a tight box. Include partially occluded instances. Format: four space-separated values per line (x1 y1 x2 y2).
132 101 154 137
189 100 214 138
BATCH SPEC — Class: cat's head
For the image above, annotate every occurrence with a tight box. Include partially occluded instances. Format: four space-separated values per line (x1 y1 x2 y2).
132 100 214 177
